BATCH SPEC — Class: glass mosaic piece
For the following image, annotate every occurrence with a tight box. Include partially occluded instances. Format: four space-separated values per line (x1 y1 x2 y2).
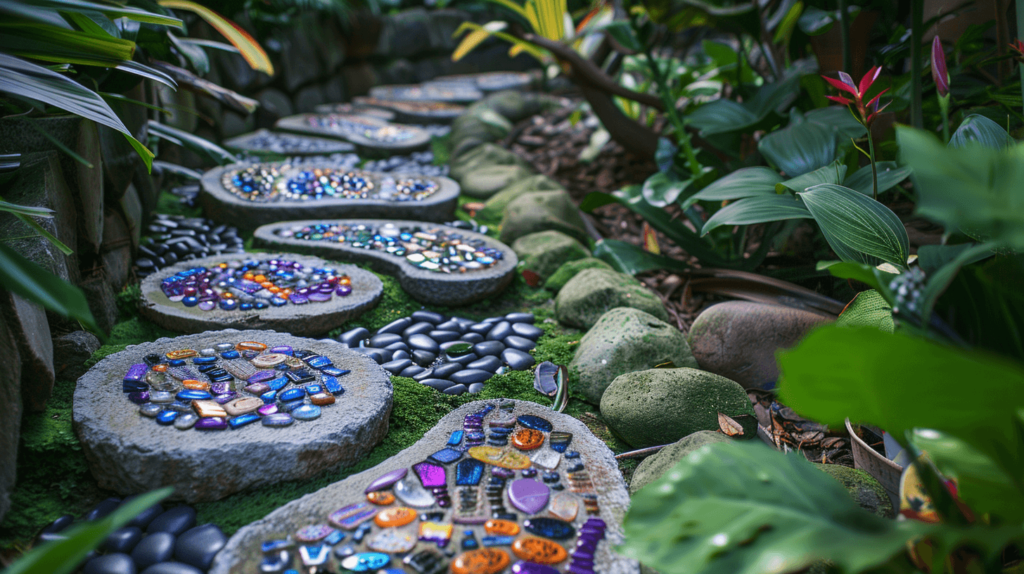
516 415 553 433
364 468 407 493
508 479 550 515
455 459 485 486
522 518 575 540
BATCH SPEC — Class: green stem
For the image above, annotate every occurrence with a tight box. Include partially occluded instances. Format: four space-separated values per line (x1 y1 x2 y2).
910 0 924 129
838 0 851 73
644 48 701 177
867 132 878 201
939 95 950 142
1017 0 1024 118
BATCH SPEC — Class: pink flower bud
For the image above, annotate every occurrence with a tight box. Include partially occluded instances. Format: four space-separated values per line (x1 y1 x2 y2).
931 36 949 97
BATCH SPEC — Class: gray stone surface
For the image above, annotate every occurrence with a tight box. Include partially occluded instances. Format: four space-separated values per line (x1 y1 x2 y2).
629 431 730 494
223 130 356 157
275 114 432 154
687 301 832 390
434 72 535 93
314 103 397 122
73 330 393 503
1 290 54 412
0 303 23 524
199 163 459 229
500 190 588 244
480 174 564 219
139 253 382 337
80 271 120 335
449 108 512 157
460 164 535 200
512 230 591 283
351 96 465 125
368 83 483 104
53 330 101 383
449 142 529 180
255 219 518 306
556 268 669 330
209 400 639 574
101 209 133 291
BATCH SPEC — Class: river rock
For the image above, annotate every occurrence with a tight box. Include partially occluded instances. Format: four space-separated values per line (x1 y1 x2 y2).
815 463 896 518
544 257 613 292
53 330 101 383
687 301 832 390
499 190 588 245
512 230 590 282
571 308 697 405
449 142 529 180
600 367 756 448
556 268 669 330
449 108 512 157
460 164 535 199
73 330 393 503
629 431 730 494
480 174 564 220
208 400 638 574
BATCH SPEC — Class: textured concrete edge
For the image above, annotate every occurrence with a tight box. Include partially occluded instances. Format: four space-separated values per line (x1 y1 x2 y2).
137 253 384 337
208 399 639 574
199 164 460 229
72 329 394 503
252 219 519 306
274 115 432 154
222 129 357 157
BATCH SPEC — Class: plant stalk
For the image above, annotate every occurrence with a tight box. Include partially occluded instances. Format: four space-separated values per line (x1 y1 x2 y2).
939 95 950 141
910 0 924 129
838 0 851 74
867 132 879 200
1018 0 1024 118
644 48 701 177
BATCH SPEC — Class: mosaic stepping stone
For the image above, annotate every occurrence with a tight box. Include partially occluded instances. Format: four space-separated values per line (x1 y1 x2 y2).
223 129 356 157
432 71 535 93
73 330 393 503
314 102 397 122
199 162 459 229
276 113 432 153
369 83 483 104
352 96 465 125
255 219 518 306
208 400 636 574
139 253 383 336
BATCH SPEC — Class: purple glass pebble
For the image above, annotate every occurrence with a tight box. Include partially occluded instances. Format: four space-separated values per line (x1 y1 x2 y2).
258 403 279 416
491 467 515 479
508 479 550 515
269 346 293 355
195 417 227 430
210 382 232 395
513 562 560 574
364 468 408 493
289 293 309 304
248 370 277 384
412 462 446 488
336 285 352 296
308 292 332 302
245 382 270 395
127 391 150 404
214 392 238 404
124 363 147 382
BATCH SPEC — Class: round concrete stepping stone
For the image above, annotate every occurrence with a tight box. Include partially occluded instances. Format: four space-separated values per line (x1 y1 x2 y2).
314 102 397 122
433 71 535 92
352 96 465 125
208 400 637 574
275 113 431 154
222 129 355 157
199 162 459 229
254 219 517 306
369 83 483 104
74 330 393 503
139 253 382 337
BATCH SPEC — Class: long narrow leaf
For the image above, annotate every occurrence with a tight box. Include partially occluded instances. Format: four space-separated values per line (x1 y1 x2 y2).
12 212 73 255
0 0 182 27
24 120 93 167
158 0 273 75
701 194 812 235
481 0 530 19
114 61 177 90
683 167 782 208
0 200 53 218
798 184 909 269
0 242 100 334
0 22 136 66
148 120 237 165
843 162 912 197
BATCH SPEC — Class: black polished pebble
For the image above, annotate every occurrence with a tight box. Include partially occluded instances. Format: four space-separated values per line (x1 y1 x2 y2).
84 498 122 521
104 527 144 554
511 322 544 340
42 514 74 533
505 335 537 352
147 507 196 536
132 533 176 570
431 362 464 379
502 348 536 370
338 327 370 347
443 384 468 395
139 563 203 574
377 317 412 335
472 341 505 357
449 369 491 385
173 524 227 571
83 553 137 574
134 215 244 279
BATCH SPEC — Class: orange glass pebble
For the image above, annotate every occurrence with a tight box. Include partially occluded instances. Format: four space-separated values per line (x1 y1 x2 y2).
260 281 274 289
483 519 519 536
218 263 228 269
310 392 335 406
451 549 510 574
254 274 267 283
220 292 233 299
511 429 545 451
374 506 417 528
366 491 395 505
269 287 281 294
511 537 568 565
183 380 209 391
235 341 267 352
151 364 168 372
165 349 198 360
193 400 226 418
243 272 255 280
338 276 352 286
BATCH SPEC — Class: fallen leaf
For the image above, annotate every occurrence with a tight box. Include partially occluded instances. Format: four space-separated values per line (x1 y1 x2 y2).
522 269 541 287
718 412 745 436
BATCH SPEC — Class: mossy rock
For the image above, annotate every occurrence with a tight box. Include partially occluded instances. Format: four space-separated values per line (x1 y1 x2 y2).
600 367 756 448
544 257 612 292
449 142 529 181
468 91 560 123
571 307 697 405
449 108 512 157
555 268 669 330
815 463 896 518
499 190 588 244
629 431 729 494
480 174 564 220
511 230 590 282
460 164 535 199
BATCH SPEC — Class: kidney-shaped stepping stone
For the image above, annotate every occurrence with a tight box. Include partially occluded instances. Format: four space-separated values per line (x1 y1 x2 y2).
222 129 356 157
314 102 397 122
275 113 431 154
139 253 382 337
433 71 536 92
369 83 483 104
199 161 459 229
208 399 638 574
351 96 465 125
73 330 393 503
255 219 518 306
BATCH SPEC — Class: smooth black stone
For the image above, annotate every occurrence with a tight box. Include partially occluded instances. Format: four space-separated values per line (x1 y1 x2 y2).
468 323 492 335
43 514 74 534
139 563 202 574
452 317 476 330
511 323 544 340
467 356 502 373
382 358 412 374
377 317 413 335
338 327 370 347
174 523 226 570
411 310 445 324
148 507 195 535
369 333 403 348
429 330 461 343
83 553 136 574
411 350 437 366
436 320 464 333
412 368 435 381
468 383 485 394
443 384 468 395
421 378 454 391
384 341 410 352
84 497 122 521
170 229 196 237
461 333 484 344
402 322 434 338
504 335 536 352
483 317 501 323
448 353 479 365
408 334 439 353
449 370 491 385
163 252 178 265
103 526 143 554
391 350 410 361
472 341 505 357
431 363 464 379
131 532 176 569
136 258 155 270
139 245 157 259
37 532 67 544
399 365 426 377
505 312 535 324
351 348 385 364
502 349 535 371
485 321 513 341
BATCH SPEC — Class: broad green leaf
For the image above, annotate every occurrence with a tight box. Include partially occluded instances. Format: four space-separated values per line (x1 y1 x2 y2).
948 113 1013 150
148 121 237 165
817 260 897 300
701 194 811 235
917 243 994 320
0 243 100 335
778 325 1024 520
776 161 846 194
158 0 273 76
655 137 676 173
686 99 759 137
599 21 642 52
759 107 866 176
843 162 912 197
0 21 136 67
798 184 909 269
0 0 182 27
836 289 893 333
683 166 782 208
593 239 690 274
642 170 692 207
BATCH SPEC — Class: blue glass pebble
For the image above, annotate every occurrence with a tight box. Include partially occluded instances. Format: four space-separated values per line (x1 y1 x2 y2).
455 459 484 486
280 399 305 413
156 410 178 425
517 415 553 433
481 536 515 547
523 517 575 540
219 299 238 311
292 405 322 421
566 451 580 459
267 376 289 391
427 448 463 465
270 297 287 307
193 356 217 365
167 359 185 367
340 552 389 572
228 413 260 429
279 388 304 402
182 296 198 307
176 390 211 401
260 390 278 404
262 413 294 427
447 430 464 446
320 367 350 377
305 383 324 395
261 540 291 553
255 301 269 310
220 350 240 360
325 530 346 545
322 376 345 395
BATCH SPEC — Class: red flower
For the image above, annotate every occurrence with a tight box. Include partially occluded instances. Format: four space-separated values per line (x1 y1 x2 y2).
821 66 890 127
1010 39 1024 64
931 36 949 97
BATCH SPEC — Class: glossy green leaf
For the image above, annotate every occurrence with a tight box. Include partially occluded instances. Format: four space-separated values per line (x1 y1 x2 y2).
948 113 1013 150
683 166 782 208
148 121 237 165
655 137 676 173
817 260 896 299
776 161 846 194
934 254 1024 361
798 184 909 269
599 21 642 52
701 194 811 235
842 162 912 197
917 243 994 320
0 0 182 28
0 243 100 335
686 99 759 136
642 170 693 208
0 21 136 67
835 289 893 333
759 107 866 176
593 239 690 274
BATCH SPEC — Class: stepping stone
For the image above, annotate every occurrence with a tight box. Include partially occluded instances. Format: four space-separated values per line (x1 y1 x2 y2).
275 113 432 154
255 220 518 306
351 96 465 125
139 253 383 337
73 330 392 503
368 83 483 104
199 161 459 229
222 129 355 158
314 102 396 122
432 71 535 93
207 400 637 574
